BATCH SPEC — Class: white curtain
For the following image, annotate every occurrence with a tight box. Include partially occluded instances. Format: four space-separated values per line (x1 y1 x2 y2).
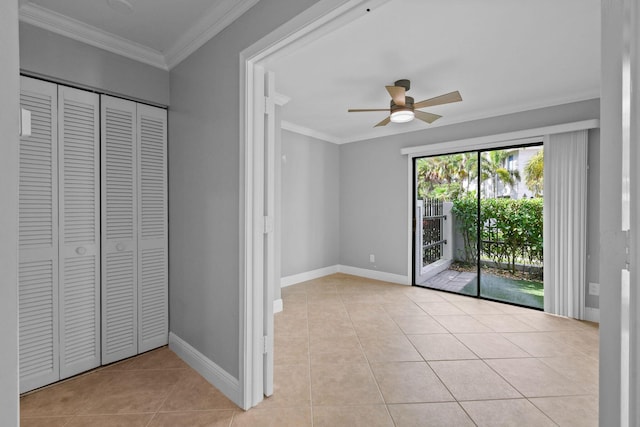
543 130 588 319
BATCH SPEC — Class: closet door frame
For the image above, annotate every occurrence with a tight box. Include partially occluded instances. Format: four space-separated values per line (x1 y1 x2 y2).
19 77 169 390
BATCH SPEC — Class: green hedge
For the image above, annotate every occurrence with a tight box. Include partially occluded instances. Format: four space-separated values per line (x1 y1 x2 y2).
452 195 543 272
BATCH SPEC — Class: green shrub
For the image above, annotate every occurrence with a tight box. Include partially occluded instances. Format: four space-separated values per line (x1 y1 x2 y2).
451 193 478 264
452 196 543 271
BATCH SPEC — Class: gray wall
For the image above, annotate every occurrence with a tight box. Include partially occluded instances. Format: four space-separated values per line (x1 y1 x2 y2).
281 130 340 277
339 99 600 282
168 0 320 379
19 23 170 106
339 130 408 275
0 0 20 423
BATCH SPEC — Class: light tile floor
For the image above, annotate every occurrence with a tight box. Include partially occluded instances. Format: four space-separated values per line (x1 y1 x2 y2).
21 273 599 426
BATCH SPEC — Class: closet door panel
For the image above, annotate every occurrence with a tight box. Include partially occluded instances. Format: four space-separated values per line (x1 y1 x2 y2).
101 95 138 364
58 86 100 378
137 105 168 352
18 77 60 393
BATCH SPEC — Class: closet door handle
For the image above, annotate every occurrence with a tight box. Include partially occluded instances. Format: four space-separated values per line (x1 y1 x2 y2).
116 243 125 252
75 247 87 255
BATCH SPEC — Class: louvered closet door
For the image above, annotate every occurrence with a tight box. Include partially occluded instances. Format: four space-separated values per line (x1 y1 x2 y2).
18 77 60 393
137 105 168 352
58 86 100 378
101 95 138 364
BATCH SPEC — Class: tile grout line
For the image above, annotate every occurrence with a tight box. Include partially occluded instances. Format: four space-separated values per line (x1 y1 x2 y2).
401 286 567 425
342 291 402 427
396 298 480 426
145 375 181 427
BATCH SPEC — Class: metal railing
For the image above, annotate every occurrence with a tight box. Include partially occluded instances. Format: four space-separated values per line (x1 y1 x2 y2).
422 198 447 266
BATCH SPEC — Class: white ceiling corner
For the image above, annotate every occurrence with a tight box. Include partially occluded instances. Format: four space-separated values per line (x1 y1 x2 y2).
19 3 168 69
164 0 260 69
281 121 343 145
19 0 261 71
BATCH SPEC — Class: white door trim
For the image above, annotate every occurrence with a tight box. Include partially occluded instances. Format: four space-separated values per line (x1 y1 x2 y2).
238 0 391 410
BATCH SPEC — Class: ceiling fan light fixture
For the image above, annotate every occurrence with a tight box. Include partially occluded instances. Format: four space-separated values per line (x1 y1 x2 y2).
390 109 415 123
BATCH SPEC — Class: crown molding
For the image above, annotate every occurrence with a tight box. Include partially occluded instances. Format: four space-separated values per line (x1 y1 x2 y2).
19 3 168 70
19 0 261 71
164 0 260 69
281 120 343 144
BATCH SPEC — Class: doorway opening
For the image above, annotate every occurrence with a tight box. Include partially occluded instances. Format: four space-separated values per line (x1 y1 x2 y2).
413 143 544 309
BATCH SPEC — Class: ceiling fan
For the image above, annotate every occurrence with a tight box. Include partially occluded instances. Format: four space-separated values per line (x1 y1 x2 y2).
348 79 462 127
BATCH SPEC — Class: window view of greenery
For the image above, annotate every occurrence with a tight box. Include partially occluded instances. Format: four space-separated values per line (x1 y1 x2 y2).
416 147 544 308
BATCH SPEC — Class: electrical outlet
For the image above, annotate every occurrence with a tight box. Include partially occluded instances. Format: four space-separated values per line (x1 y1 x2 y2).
369 254 375 263
588 282 600 296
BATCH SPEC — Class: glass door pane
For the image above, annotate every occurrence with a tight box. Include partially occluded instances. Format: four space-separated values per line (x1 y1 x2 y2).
479 146 544 308
414 152 478 296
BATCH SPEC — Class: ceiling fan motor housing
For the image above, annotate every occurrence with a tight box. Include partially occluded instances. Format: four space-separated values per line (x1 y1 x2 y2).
391 96 414 112
394 79 411 91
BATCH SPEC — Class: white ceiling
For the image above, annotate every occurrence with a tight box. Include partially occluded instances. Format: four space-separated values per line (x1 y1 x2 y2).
267 0 601 143
18 0 259 69
19 0 600 143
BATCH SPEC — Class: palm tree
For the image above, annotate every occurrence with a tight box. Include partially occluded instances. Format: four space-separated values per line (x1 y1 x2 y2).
416 157 444 199
416 154 477 200
524 149 544 197
481 150 520 198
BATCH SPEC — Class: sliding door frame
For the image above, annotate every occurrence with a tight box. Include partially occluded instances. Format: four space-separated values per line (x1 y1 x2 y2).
404 121 598 294
409 137 568 310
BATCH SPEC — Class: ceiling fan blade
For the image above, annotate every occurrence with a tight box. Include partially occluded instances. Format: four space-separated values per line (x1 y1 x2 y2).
348 108 390 112
374 116 391 127
385 86 406 106
415 110 442 124
414 91 462 109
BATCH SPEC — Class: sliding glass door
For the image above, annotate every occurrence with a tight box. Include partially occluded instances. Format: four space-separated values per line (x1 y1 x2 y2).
478 147 544 308
414 151 478 296
414 144 544 309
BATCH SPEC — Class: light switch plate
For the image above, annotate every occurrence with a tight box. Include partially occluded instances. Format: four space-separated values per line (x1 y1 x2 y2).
588 282 600 296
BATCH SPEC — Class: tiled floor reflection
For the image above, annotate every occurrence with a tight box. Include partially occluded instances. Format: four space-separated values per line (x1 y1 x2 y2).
21 273 599 426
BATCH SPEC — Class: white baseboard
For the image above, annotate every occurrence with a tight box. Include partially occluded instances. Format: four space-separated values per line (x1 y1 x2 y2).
169 332 242 407
338 265 410 285
280 265 339 287
273 298 283 313
584 307 600 323
280 264 410 287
